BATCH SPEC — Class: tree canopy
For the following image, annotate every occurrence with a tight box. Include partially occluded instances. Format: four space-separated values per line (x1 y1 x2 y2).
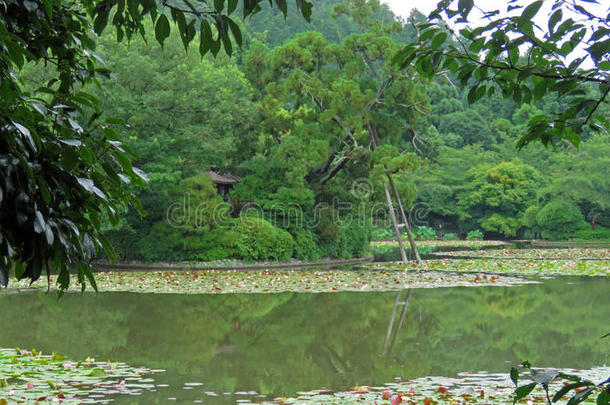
2 0 609 291
0 0 311 290
395 0 610 147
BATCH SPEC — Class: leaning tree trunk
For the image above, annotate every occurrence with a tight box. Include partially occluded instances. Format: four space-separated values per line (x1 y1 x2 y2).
367 123 421 266
385 173 423 265
380 176 408 262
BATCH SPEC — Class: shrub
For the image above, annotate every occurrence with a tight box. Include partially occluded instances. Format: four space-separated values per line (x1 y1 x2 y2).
103 222 139 260
573 227 610 241
480 214 520 238
317 209 370 259
292 230 323 261
371 227 393 240
136 174 236 262
466 229 484 240
536 200 587 240
190 230 240 261
413 225 437 240
234 217 295 261
138 225 237 262
521 206 540 238
443 232 459 240
339 219 371 258
522 206 539 228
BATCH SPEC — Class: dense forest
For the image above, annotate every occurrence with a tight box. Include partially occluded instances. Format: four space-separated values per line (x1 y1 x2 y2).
21 0 607 262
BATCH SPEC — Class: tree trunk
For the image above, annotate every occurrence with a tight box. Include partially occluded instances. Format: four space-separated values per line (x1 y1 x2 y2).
366 122 421 266
381 176 408 262
385 173 423 265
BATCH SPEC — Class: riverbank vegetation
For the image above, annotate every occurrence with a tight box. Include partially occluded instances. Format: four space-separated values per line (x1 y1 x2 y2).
12 0 608 269
2 0 609 404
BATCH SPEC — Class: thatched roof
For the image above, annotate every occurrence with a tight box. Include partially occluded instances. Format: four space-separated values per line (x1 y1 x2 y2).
205 170 240 185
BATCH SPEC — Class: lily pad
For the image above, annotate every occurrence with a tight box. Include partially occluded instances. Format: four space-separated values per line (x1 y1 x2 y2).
371 240 508 249
390 258 610 277
7 269 533 295
237 366 610 404
430 248 609 260
0 348 162 404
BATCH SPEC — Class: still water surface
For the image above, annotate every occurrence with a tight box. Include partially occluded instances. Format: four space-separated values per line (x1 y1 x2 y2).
1 277 608 403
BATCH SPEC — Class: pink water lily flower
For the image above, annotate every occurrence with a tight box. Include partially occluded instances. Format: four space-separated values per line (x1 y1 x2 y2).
27 383 34 390
63 363 72 370
390 394 402 405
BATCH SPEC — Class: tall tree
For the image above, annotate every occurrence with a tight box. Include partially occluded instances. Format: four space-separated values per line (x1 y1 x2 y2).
238 1 428 262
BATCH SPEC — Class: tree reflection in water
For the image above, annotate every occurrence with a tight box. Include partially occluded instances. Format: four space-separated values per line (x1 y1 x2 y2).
1 277 608 404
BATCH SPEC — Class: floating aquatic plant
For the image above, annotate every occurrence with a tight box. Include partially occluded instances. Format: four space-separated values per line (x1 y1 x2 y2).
0 348 162 404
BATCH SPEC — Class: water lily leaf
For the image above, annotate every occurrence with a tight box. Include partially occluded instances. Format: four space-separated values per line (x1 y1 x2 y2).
88 368 107 377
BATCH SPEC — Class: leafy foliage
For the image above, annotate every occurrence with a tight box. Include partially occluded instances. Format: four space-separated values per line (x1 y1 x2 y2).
466 229 484 240
7 0 609 286
574 227 610 242
457 161 540 237
395 0 610 147
537 200 587 240
233 3 424 258
136 174 237 262
413 226 437 240
0 0 310 290
235 217 295 261
510 360 610 405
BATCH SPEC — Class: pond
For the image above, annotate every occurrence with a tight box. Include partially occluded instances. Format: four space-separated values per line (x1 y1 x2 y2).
1 276 608 404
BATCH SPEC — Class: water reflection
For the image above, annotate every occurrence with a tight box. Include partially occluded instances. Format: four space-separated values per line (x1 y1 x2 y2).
382 289 414 356
1 277 608 404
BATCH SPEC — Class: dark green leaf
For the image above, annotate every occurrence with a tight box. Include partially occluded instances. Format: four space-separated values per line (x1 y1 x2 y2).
199 19 213 55
522 1 543 20
553 382 594 402
548 9 562 33
420 28 437 42
431 32 447 49
83 266 98 292
567 387 596 405
155 14 170 46
295 0 312 21
228 0 238 14
597 390 610 405
458 0 473 15
227 18 242 47
514 382 537 403
510 367 519 386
